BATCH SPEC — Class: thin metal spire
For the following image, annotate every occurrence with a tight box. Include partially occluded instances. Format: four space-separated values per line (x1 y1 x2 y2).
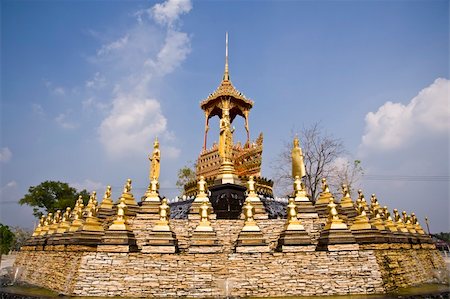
223 32 230 81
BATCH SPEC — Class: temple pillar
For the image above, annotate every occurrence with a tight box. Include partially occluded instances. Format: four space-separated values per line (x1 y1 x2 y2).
203 113 209 151
244 110 250 145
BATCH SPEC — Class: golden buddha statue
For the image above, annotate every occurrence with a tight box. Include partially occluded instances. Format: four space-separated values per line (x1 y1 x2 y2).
322 178 330 193
218 108 234 161
149 137 161 181
292 136 306 179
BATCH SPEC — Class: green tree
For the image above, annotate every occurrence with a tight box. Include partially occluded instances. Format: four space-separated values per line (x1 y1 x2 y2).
434 232 450 242
0 224 15 266
176 162 196 195
19 181 90 219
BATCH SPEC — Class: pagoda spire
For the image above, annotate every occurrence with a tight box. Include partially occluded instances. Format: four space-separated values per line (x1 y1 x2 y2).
223 32 230 81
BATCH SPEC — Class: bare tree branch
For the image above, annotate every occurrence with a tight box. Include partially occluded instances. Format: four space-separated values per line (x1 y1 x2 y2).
270 122 362 201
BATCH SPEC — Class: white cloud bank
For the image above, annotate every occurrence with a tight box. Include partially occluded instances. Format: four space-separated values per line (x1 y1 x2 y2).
96 0 191 158
357 78 449 233
360 78 449 152
150 0 192 27
0 147 12 163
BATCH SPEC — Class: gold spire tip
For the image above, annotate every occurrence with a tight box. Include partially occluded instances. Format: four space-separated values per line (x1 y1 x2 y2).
223 32 229 81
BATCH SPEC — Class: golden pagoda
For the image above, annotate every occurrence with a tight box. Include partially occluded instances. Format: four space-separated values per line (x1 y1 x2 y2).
195 33 264 183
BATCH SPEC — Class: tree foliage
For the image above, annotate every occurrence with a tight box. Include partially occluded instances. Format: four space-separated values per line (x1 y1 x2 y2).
434 232 450 242
271 123 363 201
19 181 90 219
176 162 196 194
0 224 14 258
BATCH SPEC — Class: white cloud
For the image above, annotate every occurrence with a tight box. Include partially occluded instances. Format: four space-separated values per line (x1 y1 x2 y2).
97 34 129 57
99 95 167 157
6 181 17 188
55 113 78 129
71 179 105 193
0 147 12 163
145 30 191 76
360 78 449 152
151 0 192 27
94 0 192 158
85 72 106 89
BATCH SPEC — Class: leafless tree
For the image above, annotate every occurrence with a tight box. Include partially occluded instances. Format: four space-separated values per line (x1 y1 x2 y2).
271 123 363 201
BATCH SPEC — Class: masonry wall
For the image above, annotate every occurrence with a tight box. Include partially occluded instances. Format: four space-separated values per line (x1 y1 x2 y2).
13 218 448 297
375 247 447 291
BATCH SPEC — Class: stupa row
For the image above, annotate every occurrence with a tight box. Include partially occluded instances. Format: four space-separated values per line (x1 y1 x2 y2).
23 173 433 254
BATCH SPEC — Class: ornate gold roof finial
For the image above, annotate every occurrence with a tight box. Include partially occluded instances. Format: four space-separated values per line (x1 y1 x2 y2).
393 208 408 233
32 215 46 237
108 197 130 231
159 198 170 225
196 201 213 231
324 196 347 229
56 207 72 234
358 190 369 212
242 200 260 231
285 198 305 231
98 185 114 211
40 213 53 236
124 179 132 193
411 212 425 235
223 32 229 81
84 191 97 216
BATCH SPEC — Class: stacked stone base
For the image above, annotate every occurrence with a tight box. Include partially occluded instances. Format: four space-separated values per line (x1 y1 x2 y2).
14 218 447 298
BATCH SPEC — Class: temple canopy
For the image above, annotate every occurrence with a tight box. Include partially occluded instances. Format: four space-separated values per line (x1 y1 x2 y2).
200 33 254 150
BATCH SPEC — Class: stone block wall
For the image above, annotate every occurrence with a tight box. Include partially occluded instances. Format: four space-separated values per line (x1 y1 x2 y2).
131 217 325 252
375 247 447 291
13 217 448 297
14 250 83 294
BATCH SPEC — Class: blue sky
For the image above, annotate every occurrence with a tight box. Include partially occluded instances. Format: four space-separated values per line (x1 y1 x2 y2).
1 0 448 232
